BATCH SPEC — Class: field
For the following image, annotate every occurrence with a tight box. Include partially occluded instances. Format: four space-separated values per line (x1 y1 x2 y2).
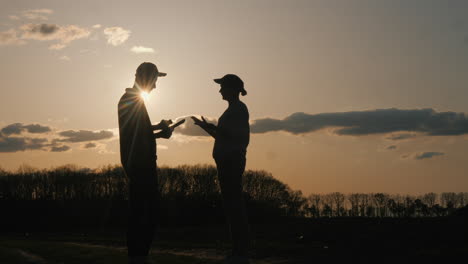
1 217 468 264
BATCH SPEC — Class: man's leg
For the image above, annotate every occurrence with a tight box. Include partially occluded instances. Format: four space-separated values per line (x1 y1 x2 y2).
127 169 159 258
127 180 148 257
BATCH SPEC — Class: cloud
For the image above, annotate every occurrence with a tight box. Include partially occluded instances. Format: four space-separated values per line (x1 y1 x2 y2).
51 145 70 152
0 123 114 153
386 145 397 150
57 130 114 142
49 43 66 50
20 23 91 50
251 109 468 137
22 9 53 20
9 15 20 21
385 133 418 141
84 142 96 149
0 29 26 45
402 151 445 160
23 124 52 134
131 46 155 54
103 27 130 46
92 24 102 29
59 55 71 61
0 136 48 152
1 123 51 135
172 116 217 137
414 152 445 160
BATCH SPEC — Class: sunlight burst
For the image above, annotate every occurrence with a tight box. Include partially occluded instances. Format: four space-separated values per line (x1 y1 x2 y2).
140 91 150 102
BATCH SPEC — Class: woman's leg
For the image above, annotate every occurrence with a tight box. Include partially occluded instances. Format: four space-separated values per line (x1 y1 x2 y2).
216 156 249 256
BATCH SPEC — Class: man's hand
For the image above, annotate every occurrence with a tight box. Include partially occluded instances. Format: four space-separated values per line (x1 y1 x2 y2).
152 119 172 131
155 126 173 139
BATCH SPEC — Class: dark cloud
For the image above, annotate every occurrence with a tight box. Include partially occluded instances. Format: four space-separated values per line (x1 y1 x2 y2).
32 23 59 35
51 145 70 152
20 23 90 50
57 130 113 142
1 123 51 135
0 123 116 153
386 133 418 141
251 108 468 137
172 116 217 137
1 123 23 135
84 142 97 149
0 135 48 152
24 124 51 133
414 152 444 160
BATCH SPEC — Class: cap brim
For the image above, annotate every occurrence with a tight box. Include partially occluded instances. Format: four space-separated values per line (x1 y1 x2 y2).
214 78 222 84
158 72 167 77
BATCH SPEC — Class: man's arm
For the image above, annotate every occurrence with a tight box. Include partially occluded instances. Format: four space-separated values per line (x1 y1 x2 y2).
152 119 172 131
154 127 172 139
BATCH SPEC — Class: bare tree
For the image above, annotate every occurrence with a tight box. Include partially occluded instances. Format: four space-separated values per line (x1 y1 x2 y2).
348 193 360 217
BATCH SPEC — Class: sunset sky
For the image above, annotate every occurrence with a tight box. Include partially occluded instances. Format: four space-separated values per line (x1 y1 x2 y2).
1 0 468 195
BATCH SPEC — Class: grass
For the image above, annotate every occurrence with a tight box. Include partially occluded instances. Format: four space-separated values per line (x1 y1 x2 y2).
0 238 222 264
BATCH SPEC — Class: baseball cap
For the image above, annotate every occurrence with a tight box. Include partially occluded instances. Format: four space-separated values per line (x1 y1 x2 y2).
136 62 167 77
214 74 247 96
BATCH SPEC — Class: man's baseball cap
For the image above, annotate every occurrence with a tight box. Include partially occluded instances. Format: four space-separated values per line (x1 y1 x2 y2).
136 62 167 77
214 74 247 95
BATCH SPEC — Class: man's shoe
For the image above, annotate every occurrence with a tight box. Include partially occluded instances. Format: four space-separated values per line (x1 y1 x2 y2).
128 256 154 264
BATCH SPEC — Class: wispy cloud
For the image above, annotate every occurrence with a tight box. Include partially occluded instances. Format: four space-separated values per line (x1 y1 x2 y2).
103 27 130 46
0 29 26 45
51 145 70 152
172 116 217 137
131 45 155 54
402 151 445 160
22 9 54 20
59 55 71 61
56 130 114 143
83 142 97 149
20 23 91 50
8 15 20 21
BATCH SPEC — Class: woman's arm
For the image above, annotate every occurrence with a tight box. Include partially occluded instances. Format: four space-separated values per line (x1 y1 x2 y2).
191 116 217 138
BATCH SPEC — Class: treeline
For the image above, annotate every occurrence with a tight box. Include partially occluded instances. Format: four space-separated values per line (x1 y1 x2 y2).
0 164 304 228
305 192 468 218
0 164 466 227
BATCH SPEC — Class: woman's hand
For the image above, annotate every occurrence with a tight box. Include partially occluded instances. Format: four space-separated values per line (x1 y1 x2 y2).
191 116 216 130
191 116 217 138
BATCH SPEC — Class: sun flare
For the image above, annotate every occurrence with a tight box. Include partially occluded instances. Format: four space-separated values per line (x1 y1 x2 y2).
140 91 150 102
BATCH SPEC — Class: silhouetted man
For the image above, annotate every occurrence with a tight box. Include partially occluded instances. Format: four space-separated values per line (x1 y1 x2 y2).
118 62 172 264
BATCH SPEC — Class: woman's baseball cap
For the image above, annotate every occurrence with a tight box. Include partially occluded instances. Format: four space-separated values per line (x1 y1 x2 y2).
214 74 247 96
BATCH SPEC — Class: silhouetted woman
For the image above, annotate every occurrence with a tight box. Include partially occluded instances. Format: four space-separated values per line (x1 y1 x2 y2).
192 74 250 263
